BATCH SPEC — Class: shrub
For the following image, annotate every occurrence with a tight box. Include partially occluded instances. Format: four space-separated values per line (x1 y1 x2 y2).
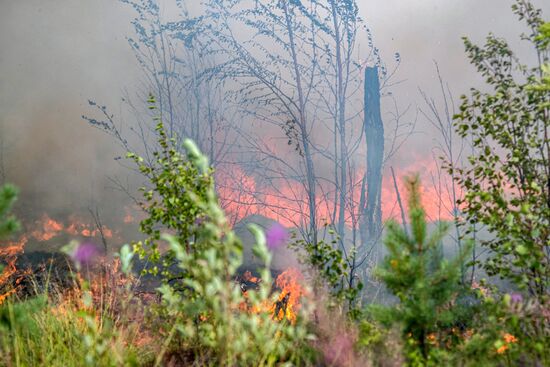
128 94 213 280
127 111 316 366
290 226 363 315
0 184 19 241
452 0 550 300
456 290 550 366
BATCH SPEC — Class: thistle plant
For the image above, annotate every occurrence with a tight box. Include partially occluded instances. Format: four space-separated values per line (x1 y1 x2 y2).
154 140 314 366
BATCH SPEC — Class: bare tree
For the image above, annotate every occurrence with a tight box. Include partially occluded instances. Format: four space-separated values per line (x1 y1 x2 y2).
84 0 415 304
196 0 334 245
89 206 109 254
84 0 239 217
191 1 419 302
87 0 237 162
419 62 480 284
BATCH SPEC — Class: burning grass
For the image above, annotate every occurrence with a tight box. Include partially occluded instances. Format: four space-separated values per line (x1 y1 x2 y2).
29 213 114 244
0 240 25 306
0 211 119 307
236 268 307 324
0 255 155 366
0 245 321 367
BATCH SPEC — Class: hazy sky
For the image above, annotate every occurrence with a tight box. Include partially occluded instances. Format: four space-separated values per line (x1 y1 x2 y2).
0 0 548 220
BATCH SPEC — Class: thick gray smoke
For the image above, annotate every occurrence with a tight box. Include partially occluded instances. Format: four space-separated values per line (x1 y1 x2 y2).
0 0 548 226
0 1 138 222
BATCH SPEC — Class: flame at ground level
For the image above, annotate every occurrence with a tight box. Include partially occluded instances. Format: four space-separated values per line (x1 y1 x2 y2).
10 213 115 250
272 268 306 323
0 213 118 304
239 268 306 324
0 239 25 305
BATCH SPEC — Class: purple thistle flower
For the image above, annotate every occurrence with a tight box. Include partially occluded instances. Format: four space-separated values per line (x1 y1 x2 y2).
71 242 99 266
265 223 288 250
194 215 208 226
510 293 523 303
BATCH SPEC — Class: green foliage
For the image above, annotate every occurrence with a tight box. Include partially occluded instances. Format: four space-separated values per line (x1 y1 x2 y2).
531 22 550 97
455 291 550 366
452 1 550 299
356 318 406 366
0 295 47 337
0 184 20 300
126 102 315 365
128 94 213 279
117 244 135 275
0 294 140 367
373 175 470 365
0 184 20 241
290 227 363 315
150 139 315 366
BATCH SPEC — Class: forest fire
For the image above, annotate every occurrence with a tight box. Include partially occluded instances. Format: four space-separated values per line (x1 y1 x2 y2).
0 212 118 304
238 268 306 324
218 158 457 229
271 268 306 323
30 214 114 240
2 0 548 364
0 240 25 305
31 215 63 241
67 216 114 239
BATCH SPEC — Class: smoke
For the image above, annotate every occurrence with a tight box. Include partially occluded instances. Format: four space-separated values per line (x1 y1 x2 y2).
0 0 138 221
0 0 548 226
363 0 549 166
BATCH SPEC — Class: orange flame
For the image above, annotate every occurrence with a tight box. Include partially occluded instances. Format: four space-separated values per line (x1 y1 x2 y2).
30 214 64 241
237 268 306 324
0 236 26 305
66 215 113 239
217 158 457 230
26 213 114 242
123 213 135 224
0 212 117 306
271 268 305 323
241 270 260 284
122 205 147 225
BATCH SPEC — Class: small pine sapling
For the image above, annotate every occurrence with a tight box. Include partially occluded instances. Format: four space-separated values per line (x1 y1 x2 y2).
0 184 20 240
374 175 471 364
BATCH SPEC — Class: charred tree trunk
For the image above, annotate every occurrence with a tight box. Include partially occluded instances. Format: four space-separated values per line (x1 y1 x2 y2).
360 66 384 250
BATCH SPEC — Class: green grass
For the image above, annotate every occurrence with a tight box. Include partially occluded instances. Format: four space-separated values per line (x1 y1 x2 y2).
0 293 143 367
